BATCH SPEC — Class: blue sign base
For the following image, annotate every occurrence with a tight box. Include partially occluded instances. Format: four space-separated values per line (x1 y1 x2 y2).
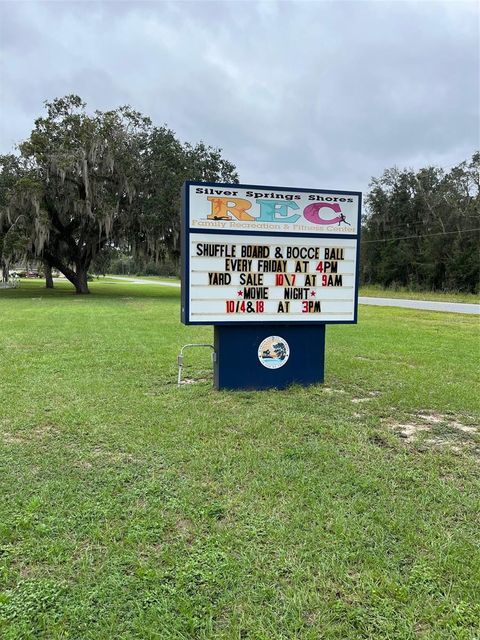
214 325 326 391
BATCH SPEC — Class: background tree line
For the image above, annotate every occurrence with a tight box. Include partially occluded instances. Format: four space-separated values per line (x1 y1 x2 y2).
1 95 478 294
362 153 479 293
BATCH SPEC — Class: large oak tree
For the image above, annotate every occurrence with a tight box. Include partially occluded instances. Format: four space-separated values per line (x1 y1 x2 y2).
0 95 238 293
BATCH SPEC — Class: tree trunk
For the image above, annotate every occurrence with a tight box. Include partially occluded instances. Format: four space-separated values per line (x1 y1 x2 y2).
72 267 90 294
44 261 54 288
42 251 90 294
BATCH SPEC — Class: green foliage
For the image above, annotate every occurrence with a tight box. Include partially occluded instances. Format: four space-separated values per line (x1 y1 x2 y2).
108 252 178 277
0 579 66 637
359 284 479 304
0 155 31 280
363 153 480 293
131 128 238 267
0 95 237 293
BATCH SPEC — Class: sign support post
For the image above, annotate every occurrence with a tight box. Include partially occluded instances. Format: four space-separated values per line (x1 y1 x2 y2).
214 325 326 390
181 181 361 391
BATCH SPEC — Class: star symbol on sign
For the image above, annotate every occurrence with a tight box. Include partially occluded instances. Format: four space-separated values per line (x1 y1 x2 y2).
310 290 316 297
237 290 243 297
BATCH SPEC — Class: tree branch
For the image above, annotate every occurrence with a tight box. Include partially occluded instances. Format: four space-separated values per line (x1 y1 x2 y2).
42 250 77 283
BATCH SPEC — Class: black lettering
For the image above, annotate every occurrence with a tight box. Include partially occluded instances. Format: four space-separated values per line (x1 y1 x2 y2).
284 287 310 299
243 287 269 299
208 272 231 285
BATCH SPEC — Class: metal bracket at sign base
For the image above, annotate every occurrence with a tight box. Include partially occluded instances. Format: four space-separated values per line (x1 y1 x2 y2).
177 343 216 386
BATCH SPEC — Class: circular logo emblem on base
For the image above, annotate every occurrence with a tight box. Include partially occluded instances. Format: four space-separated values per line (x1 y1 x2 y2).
258 336 290 369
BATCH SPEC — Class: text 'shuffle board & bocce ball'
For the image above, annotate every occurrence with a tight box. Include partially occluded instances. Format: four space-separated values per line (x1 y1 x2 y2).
181 181 362 390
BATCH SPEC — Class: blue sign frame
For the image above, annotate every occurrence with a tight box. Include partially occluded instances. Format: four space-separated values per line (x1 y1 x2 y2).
181 180 362 326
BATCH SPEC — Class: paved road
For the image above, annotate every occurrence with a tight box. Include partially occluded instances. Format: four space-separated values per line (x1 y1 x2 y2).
109 277 479 315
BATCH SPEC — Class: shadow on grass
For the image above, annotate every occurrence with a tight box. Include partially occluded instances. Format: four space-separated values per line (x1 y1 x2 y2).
0 279 180 301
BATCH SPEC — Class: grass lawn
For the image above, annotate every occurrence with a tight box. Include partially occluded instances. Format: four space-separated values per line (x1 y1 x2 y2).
359 285 479 305
1 280 479 639
107 275 180 283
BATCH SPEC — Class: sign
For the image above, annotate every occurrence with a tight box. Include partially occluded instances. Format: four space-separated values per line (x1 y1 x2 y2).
187 185 359 235
181 181 361 325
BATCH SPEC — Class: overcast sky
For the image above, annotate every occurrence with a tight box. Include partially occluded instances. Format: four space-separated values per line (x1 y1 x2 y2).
0 0 478 194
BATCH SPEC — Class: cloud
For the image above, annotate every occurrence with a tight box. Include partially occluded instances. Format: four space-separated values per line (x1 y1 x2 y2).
0 0 478 193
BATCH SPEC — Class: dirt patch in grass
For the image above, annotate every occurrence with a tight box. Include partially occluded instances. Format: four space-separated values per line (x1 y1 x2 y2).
178 377 210 385
453 423 478 433
351 391 381 403
392 422 431 442
70 447 148 470
90 447 145 465
74 459 94 470
304 610 319 626
387 412 479 452
2 433 25 445
2 423 60 445
32 423 60 439
416 412 444 424
176 518 194 542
